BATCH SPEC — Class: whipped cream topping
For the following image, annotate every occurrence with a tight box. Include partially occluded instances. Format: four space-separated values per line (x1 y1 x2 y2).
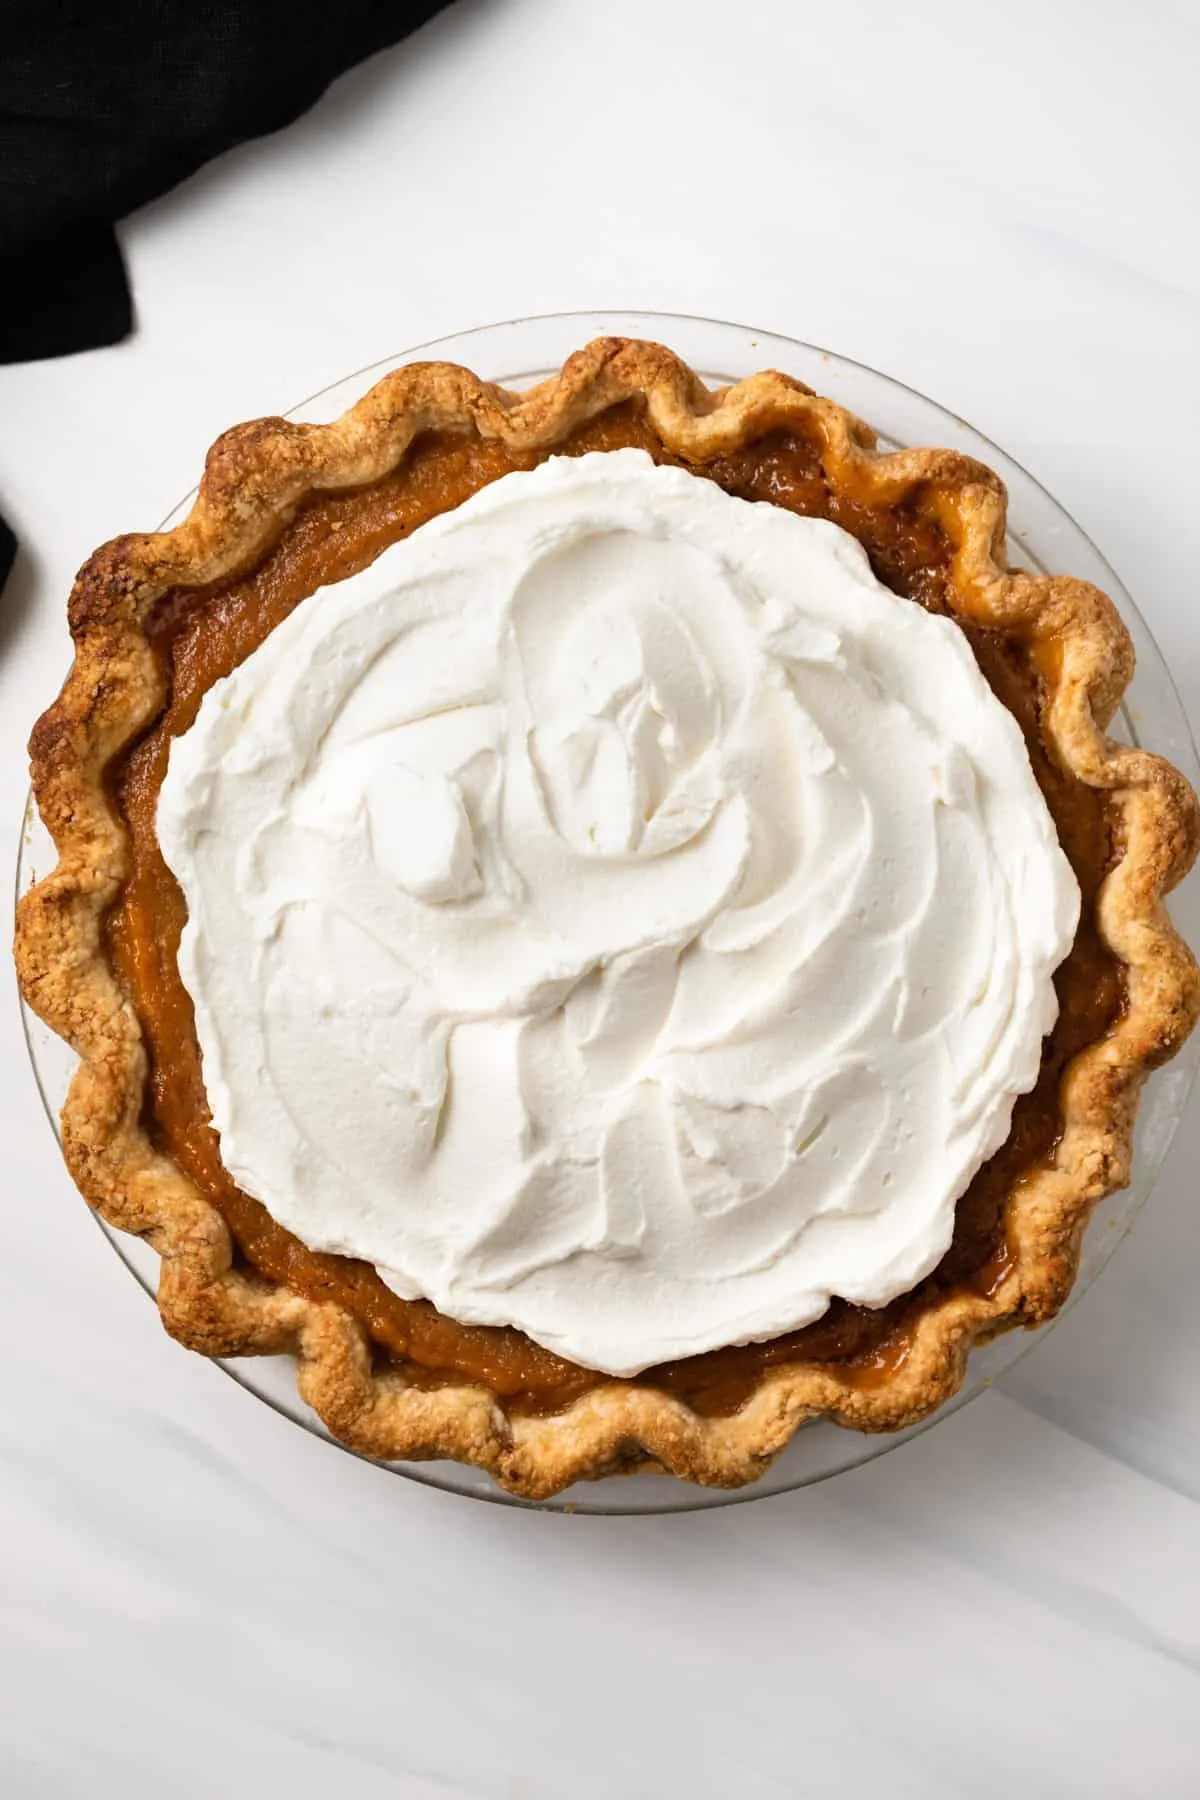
157 449 1080 1376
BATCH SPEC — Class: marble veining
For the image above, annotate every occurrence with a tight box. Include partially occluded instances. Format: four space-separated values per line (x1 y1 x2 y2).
2 2 1199 1793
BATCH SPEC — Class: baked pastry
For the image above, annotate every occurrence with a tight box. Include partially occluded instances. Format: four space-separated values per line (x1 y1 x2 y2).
16 337 1199 1497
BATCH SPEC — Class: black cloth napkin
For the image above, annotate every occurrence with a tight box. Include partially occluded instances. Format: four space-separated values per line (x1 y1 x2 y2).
0 0 452 582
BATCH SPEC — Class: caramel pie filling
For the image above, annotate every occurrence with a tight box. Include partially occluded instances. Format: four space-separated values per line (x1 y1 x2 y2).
105 405 1123 1416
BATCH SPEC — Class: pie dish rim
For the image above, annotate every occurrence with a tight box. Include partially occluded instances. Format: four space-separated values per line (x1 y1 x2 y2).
15 334 1200 1498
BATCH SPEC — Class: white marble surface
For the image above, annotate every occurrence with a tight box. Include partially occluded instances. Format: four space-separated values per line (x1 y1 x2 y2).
3 1 1200 1792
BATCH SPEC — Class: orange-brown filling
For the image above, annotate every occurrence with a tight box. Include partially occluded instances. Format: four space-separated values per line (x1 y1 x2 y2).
105 404 1123 1416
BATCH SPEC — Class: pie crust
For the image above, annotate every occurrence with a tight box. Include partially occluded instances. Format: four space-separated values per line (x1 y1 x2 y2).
16 338 1200 1497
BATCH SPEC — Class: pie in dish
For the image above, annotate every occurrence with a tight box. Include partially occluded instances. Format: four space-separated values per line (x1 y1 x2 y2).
16 337 1200 1498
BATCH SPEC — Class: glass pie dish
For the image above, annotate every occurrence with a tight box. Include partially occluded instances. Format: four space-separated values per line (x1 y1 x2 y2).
17 310 1200 1512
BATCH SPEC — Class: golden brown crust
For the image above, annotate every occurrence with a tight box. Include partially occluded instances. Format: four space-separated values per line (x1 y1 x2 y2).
15 337 1200 1497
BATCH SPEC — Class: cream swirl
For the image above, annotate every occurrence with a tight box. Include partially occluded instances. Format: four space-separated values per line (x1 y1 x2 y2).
157 449 1080 1376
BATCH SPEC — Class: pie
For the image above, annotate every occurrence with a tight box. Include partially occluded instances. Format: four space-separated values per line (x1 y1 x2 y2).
16 336 1200 1498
